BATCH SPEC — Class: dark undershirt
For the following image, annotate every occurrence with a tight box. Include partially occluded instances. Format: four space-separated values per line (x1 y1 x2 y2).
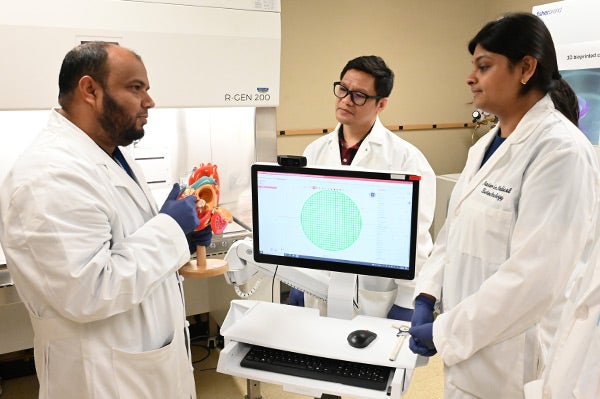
480 129 506 167
112 147 136 179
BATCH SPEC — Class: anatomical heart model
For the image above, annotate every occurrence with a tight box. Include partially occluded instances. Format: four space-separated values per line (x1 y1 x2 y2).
178 163 232 277
178 163 233 234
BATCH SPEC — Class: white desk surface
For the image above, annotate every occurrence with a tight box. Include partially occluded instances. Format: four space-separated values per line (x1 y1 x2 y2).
217 300 422 399
220 300 416 368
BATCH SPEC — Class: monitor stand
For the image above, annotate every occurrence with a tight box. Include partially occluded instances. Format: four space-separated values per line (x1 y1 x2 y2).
319 271 356 399
326 271 356 320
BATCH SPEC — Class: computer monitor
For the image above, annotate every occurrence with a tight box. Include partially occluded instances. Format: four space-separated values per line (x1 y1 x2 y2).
251 162 420 281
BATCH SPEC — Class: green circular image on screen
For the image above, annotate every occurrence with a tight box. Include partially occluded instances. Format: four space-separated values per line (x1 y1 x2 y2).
300 190 362 251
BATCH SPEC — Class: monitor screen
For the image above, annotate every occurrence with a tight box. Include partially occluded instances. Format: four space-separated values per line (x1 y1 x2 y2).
251 163 420 280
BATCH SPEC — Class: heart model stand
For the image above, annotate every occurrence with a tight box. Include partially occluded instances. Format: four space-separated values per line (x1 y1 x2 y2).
179 244 228 278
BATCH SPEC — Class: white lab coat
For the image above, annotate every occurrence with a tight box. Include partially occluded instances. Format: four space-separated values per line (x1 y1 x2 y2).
524 236 600 399
303 117 435 317
415 95 600 398
0 110 196 399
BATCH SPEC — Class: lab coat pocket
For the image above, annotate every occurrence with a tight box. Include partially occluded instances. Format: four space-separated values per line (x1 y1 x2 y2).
448 335 525 398
112 333 185 399
37 336 89 399
357 287 396 318
455 200 512 265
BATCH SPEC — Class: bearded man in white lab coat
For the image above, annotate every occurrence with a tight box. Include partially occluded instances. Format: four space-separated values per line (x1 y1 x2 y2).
291 55 436 320
0 42 200 398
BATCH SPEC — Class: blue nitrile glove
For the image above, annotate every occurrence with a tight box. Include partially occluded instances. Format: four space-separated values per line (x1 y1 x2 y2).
411 294 435 328
159 183 200 234
409 323 437 356
387 305 414 321
287 287 305 307
186 224 213 254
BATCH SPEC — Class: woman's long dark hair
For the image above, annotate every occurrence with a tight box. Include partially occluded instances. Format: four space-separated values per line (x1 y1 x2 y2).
468 13 579 126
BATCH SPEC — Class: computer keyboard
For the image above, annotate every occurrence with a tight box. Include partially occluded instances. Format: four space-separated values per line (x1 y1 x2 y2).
240 344 393 391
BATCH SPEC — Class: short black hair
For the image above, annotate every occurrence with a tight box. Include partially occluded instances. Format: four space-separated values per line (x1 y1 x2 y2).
340 55 394 99
58 42 114 108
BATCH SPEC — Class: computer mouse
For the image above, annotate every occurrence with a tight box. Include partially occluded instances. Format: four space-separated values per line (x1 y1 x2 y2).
347 329 377 348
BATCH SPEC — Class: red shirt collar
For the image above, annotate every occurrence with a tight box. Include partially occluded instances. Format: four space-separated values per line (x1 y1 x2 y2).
338 126 368 165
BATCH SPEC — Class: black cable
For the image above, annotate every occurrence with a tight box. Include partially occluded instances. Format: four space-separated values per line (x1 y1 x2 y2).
194 366 218 372
191 344 211 364
272 265 279 302
353 274 359 309
190 335 209 343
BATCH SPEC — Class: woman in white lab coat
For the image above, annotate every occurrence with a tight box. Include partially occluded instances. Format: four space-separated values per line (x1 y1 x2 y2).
0 43 198 398
301 55 436 319
408 13 600 398
524 235 600 399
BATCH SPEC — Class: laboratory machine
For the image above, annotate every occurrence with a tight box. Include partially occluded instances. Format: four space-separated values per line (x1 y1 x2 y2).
0 0 280 373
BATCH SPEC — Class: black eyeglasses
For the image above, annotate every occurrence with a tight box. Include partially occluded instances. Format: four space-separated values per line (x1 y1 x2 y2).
333 82 381 106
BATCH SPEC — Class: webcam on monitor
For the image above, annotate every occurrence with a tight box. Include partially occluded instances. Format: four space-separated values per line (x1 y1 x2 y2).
277 155 307 167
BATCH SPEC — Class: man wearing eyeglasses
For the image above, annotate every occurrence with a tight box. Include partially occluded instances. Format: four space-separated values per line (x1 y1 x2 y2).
289 55 436 322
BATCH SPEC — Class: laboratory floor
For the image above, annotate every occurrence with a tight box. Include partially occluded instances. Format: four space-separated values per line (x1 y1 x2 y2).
0 340 444 398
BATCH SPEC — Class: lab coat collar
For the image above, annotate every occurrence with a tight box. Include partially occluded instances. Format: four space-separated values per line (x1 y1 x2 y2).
362 117 387 144
353 118 387 165
49 110 157 215
455 94 555 205
340 117 387 165
500 94 555 145
113 147 159 214
331 117 386 144
479 94 554 168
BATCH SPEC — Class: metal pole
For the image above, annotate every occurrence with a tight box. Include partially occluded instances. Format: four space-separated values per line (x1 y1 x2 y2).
245 379 263 399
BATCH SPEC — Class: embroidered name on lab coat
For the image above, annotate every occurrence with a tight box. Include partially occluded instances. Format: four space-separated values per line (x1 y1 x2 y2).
481 180 512 201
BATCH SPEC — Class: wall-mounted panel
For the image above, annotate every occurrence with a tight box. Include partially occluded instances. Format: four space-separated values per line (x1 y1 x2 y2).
0 0 280 109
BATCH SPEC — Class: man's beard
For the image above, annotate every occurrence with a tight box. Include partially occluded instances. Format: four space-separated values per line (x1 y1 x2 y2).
98 90 145 147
